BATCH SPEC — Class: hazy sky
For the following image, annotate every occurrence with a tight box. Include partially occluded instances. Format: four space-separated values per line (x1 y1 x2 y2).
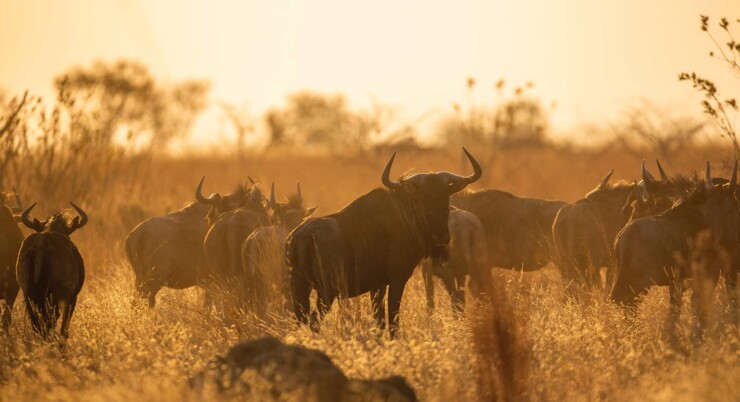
1 0 738 139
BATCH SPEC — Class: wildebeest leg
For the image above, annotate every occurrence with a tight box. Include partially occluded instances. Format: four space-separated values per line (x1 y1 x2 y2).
1 288 18 331
588 262 602 291
25 298 44 336
60 297 77 339
371 286 387 330
668 278 683 335
309 293 335 333
422 264 435 313
387 281 408 338
27 297 56 339
290 273 312 326
725 255 738 323
202 290 213 310
442 276 465 314
726 269 738 323
135 280 160 308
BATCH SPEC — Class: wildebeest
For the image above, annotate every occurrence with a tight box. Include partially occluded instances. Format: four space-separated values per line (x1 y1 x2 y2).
125 177 249 307
240 183 316 312
451 188 565 272
286 148 482 336
422 207 488 313
0 189 24 330
190 336 417 401
199 177 270 305
552 170 635 290
16 202 88 338
611 162 739 328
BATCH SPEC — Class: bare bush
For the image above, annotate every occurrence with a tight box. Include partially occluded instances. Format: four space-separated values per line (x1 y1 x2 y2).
56 59 211 149
608 101 704 156
0 83 151 208
437 78 551 149
680 15 739 157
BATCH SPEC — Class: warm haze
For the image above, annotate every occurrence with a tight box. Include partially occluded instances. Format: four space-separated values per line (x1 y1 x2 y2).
1 2 739 402
1 0 738 141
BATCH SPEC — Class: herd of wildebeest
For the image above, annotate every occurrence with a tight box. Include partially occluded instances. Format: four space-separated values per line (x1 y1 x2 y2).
1 148 739 398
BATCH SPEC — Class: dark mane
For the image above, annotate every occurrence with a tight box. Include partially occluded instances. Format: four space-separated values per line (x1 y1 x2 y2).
231 184 248 198
662 185 710 218
283 193 303 209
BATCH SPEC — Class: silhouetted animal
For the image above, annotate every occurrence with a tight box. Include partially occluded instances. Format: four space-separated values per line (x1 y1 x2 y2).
0 189 24 330
241 183 316 313
612 163 739 328
190 336 418 401
552 170 634 290
286 148 482 336
16 202 88 338
422 208 488 313
125 177 248 307
451 189 565 272
199 177 269 306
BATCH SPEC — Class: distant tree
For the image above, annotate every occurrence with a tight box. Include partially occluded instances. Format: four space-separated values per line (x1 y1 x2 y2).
54 59 211 149
264 91 372 149
609 100 704 157
218 101 255 156
438 78 551 148
679 16 739 157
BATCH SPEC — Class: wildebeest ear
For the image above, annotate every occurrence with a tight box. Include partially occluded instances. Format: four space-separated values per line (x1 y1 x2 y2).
303 207 317 218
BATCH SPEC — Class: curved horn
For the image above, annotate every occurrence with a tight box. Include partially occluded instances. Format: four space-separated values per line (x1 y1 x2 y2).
20 202 42 231
462 147 483 184
598 169 614 190
731 160 738 190
639 181 649 202
195 176 220 205
69 202 88 231
705 161 713 190
381 152 402 190
11 186 23 212
296 182 303 205
641 159 655 183
656 159 669 181
269 182 277 208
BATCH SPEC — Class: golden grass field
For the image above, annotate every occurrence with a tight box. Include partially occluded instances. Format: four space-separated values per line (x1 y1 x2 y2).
0 146 738 401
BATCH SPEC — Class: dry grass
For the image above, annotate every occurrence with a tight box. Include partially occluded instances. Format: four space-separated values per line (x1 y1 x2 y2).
0 147 738 401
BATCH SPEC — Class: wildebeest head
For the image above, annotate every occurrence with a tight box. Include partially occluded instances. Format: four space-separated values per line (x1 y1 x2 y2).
669 162 739 240
195 177 263 223
381 147 482 246
266 182 317 231
20 202 88 235
621 159 683 222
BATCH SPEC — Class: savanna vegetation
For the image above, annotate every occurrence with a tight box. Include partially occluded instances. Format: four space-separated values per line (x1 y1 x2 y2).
0 14 738 402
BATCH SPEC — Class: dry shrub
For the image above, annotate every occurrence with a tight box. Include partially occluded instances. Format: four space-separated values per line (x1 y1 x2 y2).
470 271 531 402
1 115 739 401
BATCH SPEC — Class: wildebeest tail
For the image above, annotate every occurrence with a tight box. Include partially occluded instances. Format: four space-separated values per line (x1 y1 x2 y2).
124 234 137 271
20 240 54 335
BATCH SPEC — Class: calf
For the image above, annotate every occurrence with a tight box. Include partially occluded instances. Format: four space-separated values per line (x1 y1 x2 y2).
422 208 488 313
